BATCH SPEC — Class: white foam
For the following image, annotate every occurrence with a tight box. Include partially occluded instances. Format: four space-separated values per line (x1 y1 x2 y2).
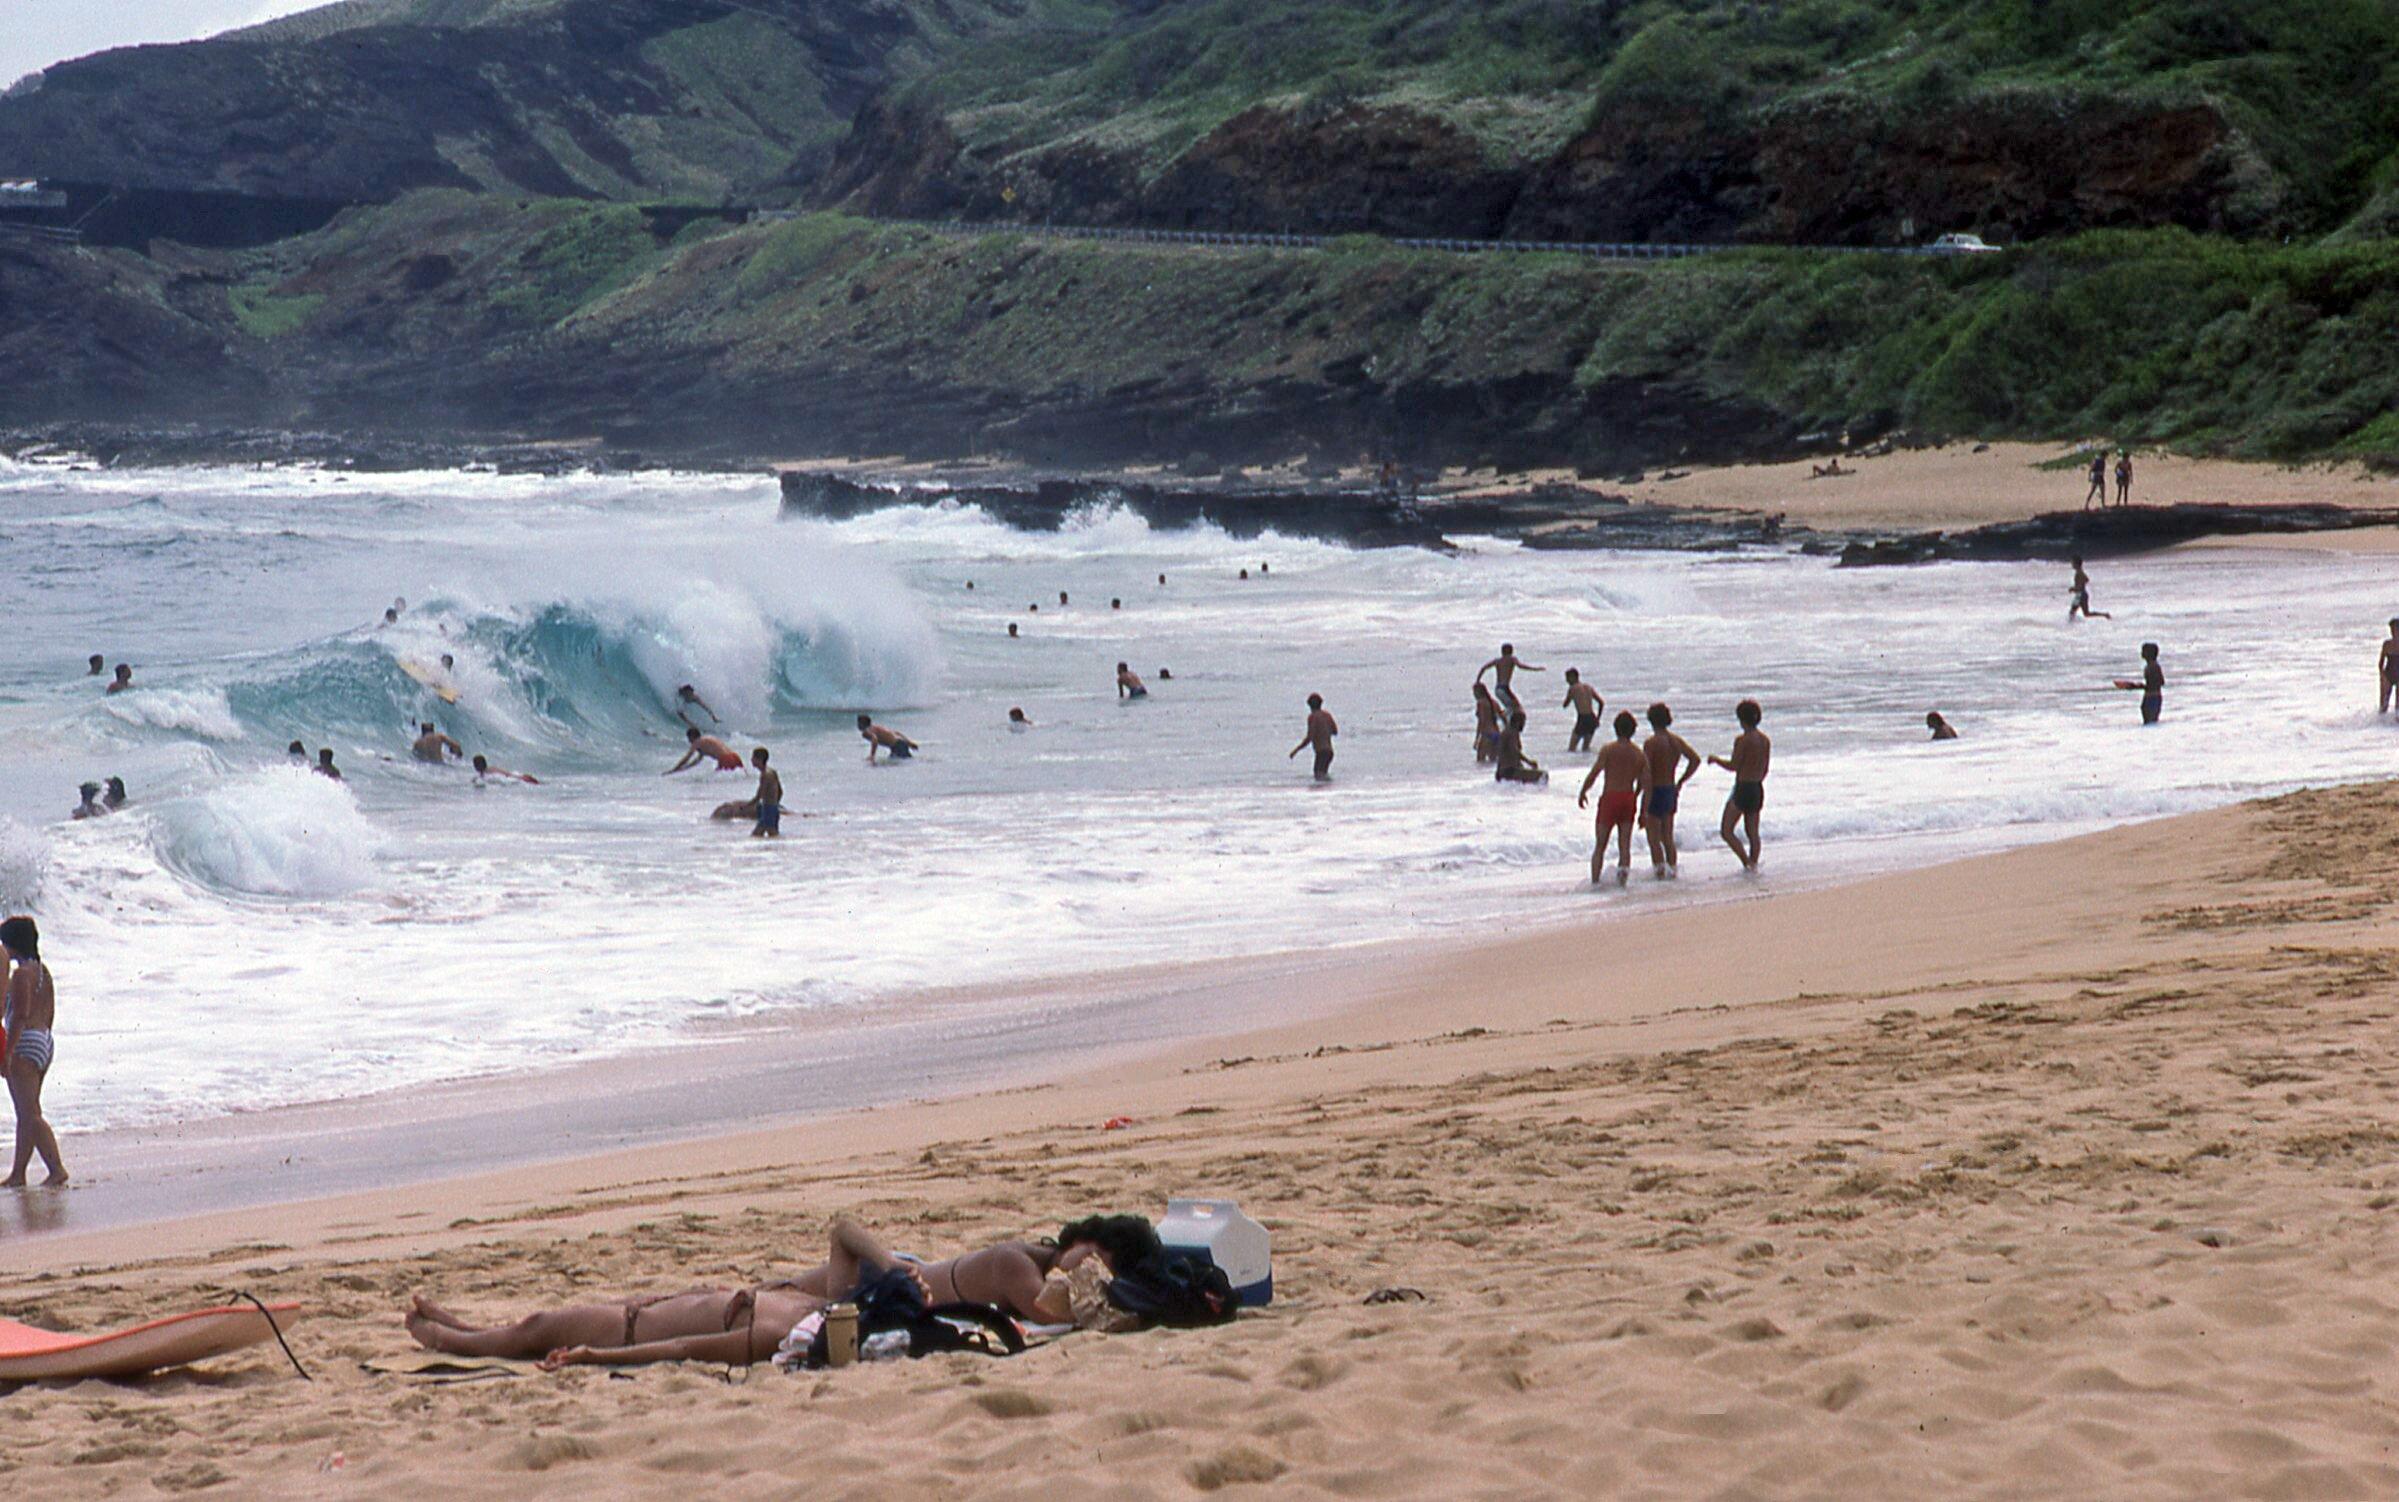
150 766 381 899
0 817 50 911
100 687 244 742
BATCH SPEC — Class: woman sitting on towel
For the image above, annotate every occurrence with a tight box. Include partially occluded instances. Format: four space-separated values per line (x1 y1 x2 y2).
403 1214 1157 1369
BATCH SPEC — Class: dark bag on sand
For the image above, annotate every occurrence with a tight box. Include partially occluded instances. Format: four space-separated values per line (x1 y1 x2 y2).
1103 1252 1239 1328
803 1266 1026 1368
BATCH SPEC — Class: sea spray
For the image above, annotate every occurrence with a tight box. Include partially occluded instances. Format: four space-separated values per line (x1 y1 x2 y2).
151 766 381 898
0 818 50 911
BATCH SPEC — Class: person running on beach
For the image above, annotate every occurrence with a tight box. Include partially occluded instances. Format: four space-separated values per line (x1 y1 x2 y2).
748 747 782 838
70 783 105 821
675 684 719 727
1472 683 1504 764
2084 452 2107 509
316 748 343 780
105 664 133 695
1289 693 1338 781
411 722 463 765
1578 711 1650 887
1710 699 1771 871
1494 710 1546 785
2119 642 2165 724
2114 451 2133 507
471 754 539 785
85 654 104 677
1117 662 1148 700
2379 619 2398 714
1926 711 1959 741
1562 669 1603 753
1476 644 1544 717
667 727 744 774
2068 555 2112 621
1 917 65 1188
1640 703 1702 878
859 715 918 761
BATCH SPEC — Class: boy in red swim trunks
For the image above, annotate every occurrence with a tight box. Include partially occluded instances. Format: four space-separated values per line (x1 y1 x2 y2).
1577 711 1651 887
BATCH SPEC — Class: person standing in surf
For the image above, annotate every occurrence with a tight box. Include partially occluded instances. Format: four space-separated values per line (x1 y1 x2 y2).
2120 642 2165 724
1562 669 1603 753
1117 662 1149 700
411 722 463 765
1 916 65 1188
1289 693 1338 781
748 747 782 838
1639 702 1702 878
859 715 918 761
1476 644 1544 718
2379 619 2397 714
1710 699 1771 871
1472 682 1504 765
1578 712 1649 887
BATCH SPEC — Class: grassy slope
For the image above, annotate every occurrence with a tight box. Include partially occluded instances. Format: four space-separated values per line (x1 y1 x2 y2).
906 0 2399 234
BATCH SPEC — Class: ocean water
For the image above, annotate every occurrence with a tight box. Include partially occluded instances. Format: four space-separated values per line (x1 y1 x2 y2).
3 459 2393 1132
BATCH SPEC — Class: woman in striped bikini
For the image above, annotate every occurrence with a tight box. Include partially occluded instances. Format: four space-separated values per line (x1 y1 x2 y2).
1 916 65 1188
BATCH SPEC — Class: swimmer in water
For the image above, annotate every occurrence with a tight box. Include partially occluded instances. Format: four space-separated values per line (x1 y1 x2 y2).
471 754 539 785
1007 622 1019 638
70 783 106 820
1926 711 1959 741
859 715 918 762
411 722 463 765
748 747 782 838
85 654 104 677
105 664 132 695
1578 712 1650 886
1476 643 1544 718
675 684 719 727
288 740 309 763
1494 709 1546 785
1562 669 1602 753
103 777 126 811
1709 699 1771 871
1156 668 1173 681
1639 702 1701 878
1288 693 1338 781
316 748 343 780
1008 707 1031 730
667 727 745 774
1117 662 1148 699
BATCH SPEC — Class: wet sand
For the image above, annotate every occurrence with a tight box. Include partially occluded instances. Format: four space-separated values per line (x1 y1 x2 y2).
4 779 2397 1497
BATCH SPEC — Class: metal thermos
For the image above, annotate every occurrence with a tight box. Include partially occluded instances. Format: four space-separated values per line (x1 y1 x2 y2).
824 1302 858 1367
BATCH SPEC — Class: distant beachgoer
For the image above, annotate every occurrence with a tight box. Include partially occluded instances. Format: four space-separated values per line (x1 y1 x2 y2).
675 684 719 727
1156 668 1173 681
2084 453 2106 509
859 715 917 761
1472 682 1504 764
103 777 126 811
1562 669 1602 753
471 754 539 785
1117 662 1148 700
1008 707 1031 730
966 581 975 591
1111 598 1122 610
1029 603 1040 613
667 728 744 774
1926 711 1959 741
2114 452 2133 507
1709 700 1771 871
1239 569 1249 581
2120 643 2165 724
382 608 400 626
2068 555 2112 621
1640 703 1701 877
316 748 343 780
1008 623 1019 638
440 653 456 673
106 664 132 695
1059 592 1070 606
1476 644 1544 717
85 654 104 677
1158 573 1167 586
2378 619 2397 713
70 783 105 821
1258 564 1269 577
1578 711 1650 886
1 916 66 1188
1494 710 1546 785
288 740 309 763
748 748 782 838
411 722 463 765
1289 693 1338 781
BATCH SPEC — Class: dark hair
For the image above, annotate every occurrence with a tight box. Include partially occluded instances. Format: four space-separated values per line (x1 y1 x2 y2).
1508 709 1527 730
1058 1214 1161 1269
685 727 701 741
472 755 489 771
1926 711 1943 725
1009 707 1026 721
1564 668 1579 681
753 746 769 764
2141 642 2159 658
420 722 434 734
441 654 454 668
107 777 125 797
1307 693 1323 709
0 916 36 961
1613 711 1637 736
1500 642 1514 654
857 714 872 728
289 740 306 755
1646 702 1671 728
319 747 335 761
89 654 103 667
114 663 131 676
678 683 694 695
1117 661 1129 672
1059 592 1069 604
1736 699 1762 727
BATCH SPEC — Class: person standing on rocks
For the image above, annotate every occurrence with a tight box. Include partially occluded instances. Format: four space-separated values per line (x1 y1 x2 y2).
2084 452 2107 510
2114 451 2133 507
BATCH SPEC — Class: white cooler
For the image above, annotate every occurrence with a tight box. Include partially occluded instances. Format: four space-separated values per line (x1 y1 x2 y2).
1158 1197 1272 1306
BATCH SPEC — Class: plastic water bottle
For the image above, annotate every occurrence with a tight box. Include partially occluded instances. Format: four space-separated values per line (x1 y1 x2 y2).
1158 1197 1272 1306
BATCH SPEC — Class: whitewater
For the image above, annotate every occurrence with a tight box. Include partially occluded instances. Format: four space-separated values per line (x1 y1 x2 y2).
2 460 2393 1133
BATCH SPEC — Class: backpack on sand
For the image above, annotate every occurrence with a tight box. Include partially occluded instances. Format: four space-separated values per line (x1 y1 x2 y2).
1102 1252 1239 1329
802 1265 1026 1368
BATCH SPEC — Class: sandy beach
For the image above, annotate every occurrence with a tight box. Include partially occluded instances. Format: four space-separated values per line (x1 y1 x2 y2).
4 778 2396 1498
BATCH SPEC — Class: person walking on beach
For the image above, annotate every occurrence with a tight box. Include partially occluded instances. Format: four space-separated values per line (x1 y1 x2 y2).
1579 711 1650 886
1710 699 1771 871
1 917 66 1188
1472 682 1504 764
1562 669 1603 753
411 722 462 765
1117 662 1148 700
1476 643 1545 717
2084 452 2107 509
2068 555 2112 621
2114 451 2133 507
1926 711 1959 740
2119 643 2166 724
2378 619 2397 713
1289 693 1338 781
859 715 918 761
748 747 782 838
1640 703 1702 878
1494 710 1546 784
667 727 744 774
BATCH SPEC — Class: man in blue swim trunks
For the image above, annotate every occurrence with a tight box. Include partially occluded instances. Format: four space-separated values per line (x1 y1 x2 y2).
1639 702 1701 878
748 746 782 838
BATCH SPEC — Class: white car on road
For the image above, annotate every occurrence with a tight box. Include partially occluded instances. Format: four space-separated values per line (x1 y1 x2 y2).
1925 232 2002 255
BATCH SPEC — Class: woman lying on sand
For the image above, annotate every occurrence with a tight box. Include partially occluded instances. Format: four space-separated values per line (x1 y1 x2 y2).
404 1214 1159 1369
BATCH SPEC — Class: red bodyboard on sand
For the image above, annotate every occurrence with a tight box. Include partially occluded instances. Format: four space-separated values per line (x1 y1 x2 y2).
0 1303 303 1380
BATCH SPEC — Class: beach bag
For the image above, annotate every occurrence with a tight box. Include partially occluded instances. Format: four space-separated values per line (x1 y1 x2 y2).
1053 1259 1145 1333
1103 1252 1238 1328
801 1266 1025 1367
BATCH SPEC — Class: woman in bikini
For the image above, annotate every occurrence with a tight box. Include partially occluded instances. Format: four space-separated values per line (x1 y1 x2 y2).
404 1215 1155 1369
1 916 66 1188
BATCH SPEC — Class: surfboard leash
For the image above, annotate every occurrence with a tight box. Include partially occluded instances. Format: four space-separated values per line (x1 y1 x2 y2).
214 1288 312 1382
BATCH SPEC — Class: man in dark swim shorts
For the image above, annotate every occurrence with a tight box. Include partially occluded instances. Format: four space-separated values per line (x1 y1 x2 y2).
1562 669 1602 753
748 747 782 837
1709 699 1771 871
